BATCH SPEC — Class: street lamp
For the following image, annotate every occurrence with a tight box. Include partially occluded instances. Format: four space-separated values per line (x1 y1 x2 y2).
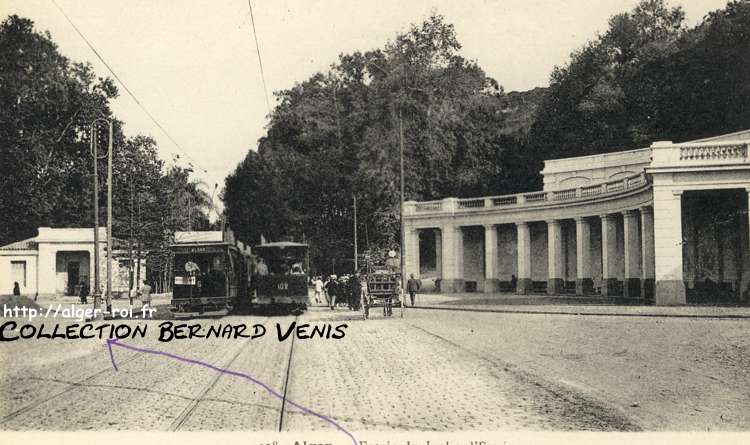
90 117 114 315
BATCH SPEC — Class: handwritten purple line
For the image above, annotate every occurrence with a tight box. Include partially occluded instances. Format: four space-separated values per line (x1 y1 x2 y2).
106 338 357 445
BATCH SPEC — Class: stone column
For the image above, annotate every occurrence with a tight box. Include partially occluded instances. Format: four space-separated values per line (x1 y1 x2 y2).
37 244 57 296
483 224 498 293
516 222 532 294
600 214 618 296
456 226 464 292
435 229 443 280
640 206 655 302
741 189 750 303
575 217 593 295
623 210 642 299
404 228 420 279
440 224 464 293
547 220 564 295
654 189 686 304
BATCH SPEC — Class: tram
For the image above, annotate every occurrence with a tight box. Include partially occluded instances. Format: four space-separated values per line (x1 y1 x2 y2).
251 242 309 314
170 231 252 318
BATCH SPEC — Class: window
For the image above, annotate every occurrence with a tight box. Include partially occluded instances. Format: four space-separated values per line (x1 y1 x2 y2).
11 261 26 287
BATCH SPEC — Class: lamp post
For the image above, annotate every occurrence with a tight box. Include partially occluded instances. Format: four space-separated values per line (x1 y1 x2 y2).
90 117 113 315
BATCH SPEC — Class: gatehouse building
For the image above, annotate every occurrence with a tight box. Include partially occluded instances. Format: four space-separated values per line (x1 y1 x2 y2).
0 227 145 297
403 130 750 305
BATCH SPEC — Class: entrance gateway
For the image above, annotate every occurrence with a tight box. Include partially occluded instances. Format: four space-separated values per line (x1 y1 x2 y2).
402 129 750 305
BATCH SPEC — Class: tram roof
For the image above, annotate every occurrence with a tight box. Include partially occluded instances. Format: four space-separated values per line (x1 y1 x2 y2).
253 241 308 249
174 231 224 244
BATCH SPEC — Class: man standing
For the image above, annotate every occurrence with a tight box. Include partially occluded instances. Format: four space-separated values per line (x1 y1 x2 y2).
406 274 421 307
326 275 338 310
313 276 324 304
79 282 89 304
138 279 152 315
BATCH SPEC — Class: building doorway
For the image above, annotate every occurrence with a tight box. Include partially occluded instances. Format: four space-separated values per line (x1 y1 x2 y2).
67 262 80 296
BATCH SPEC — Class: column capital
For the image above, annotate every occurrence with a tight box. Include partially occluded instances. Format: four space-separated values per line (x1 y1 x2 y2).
440 222 454 232
622 209 639 218
483 223 496 231
545 219 561 226
600 213 615 221
639 205 653 215
515 221 529 228
575 216 589 223
672 189 684 198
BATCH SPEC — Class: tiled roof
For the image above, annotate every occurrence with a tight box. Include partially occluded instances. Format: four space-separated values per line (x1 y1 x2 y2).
1 228 127 250
0 237 38 251
174 231 223 244
35 227 107 243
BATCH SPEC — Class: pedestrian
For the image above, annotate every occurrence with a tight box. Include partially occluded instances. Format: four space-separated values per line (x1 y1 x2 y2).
79 282 89 305
13 282 20 296
348 274 362 311
137 279 152 315
406 274 421 307
326 275 338 310
313 276 324 304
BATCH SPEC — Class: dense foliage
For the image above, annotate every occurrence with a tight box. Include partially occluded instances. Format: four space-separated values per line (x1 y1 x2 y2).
526 0 750 182
0 15 213 290
225 14 526 273
225 2 750 275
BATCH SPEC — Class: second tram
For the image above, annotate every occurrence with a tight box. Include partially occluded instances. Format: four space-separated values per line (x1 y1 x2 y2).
251 242 309 314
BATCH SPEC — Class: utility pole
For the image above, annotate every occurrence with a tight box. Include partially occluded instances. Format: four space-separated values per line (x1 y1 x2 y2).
128 175 134 304
398 109 405 286
364 59 406 286
90 118 112 314
353 194 358 272
106 121 113 314
188 194 192 231
91 123 100 310
136 193 141 285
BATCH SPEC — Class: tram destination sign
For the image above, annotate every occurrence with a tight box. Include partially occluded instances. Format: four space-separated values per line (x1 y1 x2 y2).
174 245 225 254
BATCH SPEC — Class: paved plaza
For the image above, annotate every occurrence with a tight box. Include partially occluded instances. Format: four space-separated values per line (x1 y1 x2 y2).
2 302 749 433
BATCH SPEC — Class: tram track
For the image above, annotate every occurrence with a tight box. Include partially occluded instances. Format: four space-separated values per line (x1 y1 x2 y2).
0 340 150 425
169 316 272 431
276 315 298 431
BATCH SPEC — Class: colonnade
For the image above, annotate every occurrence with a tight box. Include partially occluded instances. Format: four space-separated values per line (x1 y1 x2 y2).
405 206 656 299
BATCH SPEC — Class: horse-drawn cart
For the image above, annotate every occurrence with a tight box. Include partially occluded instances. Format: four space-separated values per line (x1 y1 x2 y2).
361 269 403 319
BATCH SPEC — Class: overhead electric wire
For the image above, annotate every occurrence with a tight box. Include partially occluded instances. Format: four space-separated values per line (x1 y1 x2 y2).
50 0 209 174
247 0 271 113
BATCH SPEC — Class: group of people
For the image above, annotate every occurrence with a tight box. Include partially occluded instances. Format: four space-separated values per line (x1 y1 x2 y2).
254 257 305 276
310 273 423 309
311 274 364 311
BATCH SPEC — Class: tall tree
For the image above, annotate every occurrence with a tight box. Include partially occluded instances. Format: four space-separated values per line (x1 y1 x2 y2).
224 13 518 274
0 15 119 245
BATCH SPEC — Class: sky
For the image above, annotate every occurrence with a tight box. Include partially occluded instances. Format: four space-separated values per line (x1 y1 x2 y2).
2 0 729 210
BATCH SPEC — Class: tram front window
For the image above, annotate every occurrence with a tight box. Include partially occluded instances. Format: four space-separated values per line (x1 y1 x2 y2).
173 252 226 297
255 247 306 276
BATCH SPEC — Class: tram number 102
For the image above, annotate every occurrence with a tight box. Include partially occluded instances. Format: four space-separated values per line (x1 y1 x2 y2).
276 282 289 290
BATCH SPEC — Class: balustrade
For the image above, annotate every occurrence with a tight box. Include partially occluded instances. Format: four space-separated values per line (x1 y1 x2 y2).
679 144 747 161
410 170 649 213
